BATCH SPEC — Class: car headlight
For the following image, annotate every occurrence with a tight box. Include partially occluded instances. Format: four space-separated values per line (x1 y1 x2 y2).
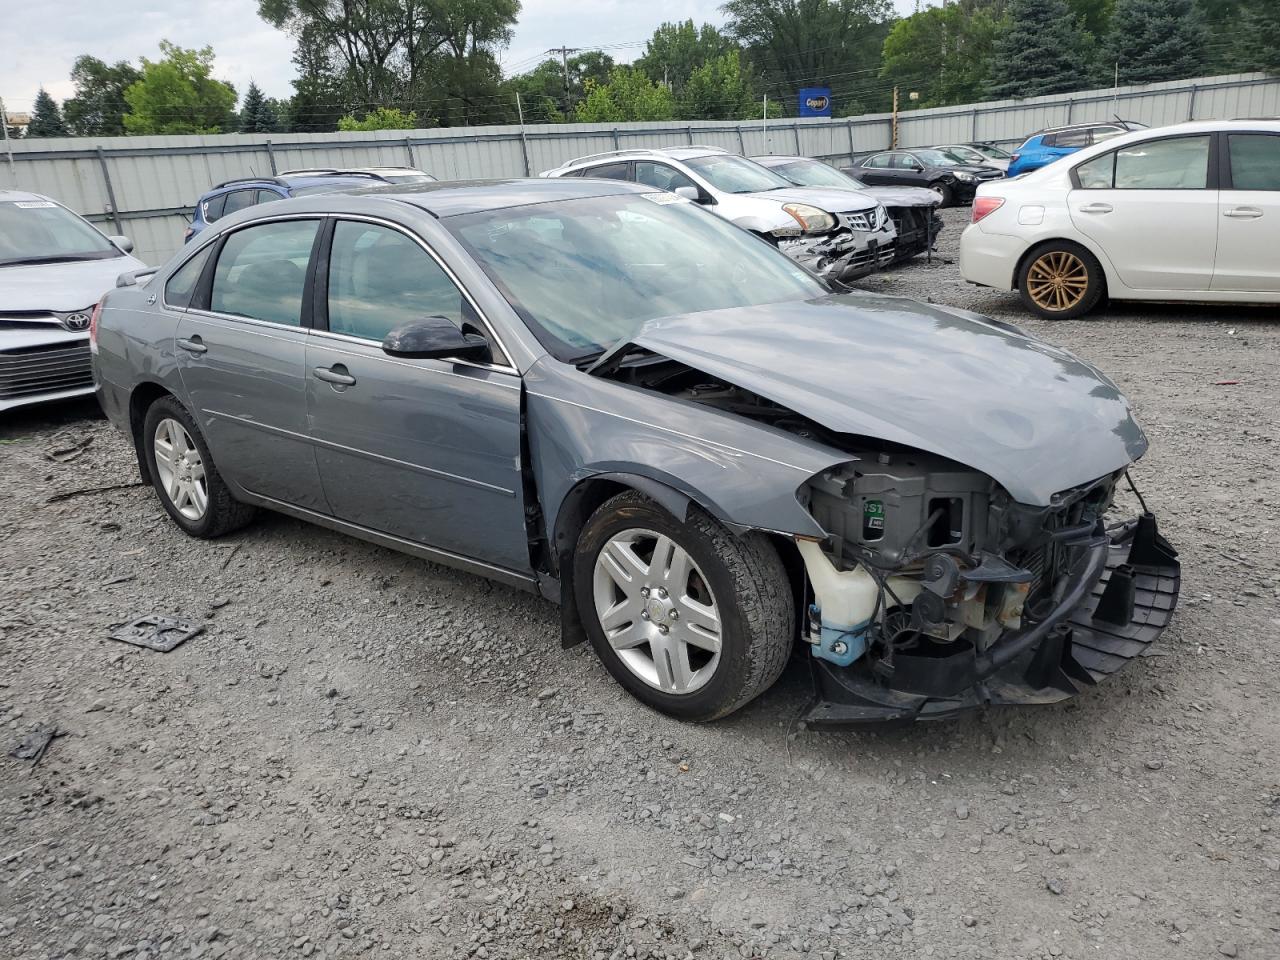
781 203 836 234
954 172 977 182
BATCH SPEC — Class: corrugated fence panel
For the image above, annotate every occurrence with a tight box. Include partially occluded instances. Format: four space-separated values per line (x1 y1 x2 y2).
4 72 1276 266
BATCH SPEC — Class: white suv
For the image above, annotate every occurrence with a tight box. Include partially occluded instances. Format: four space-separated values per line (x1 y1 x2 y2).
960 120 1280 319
543 147 896 280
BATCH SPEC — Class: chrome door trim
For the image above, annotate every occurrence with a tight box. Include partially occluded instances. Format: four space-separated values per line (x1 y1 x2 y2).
239 490 539 592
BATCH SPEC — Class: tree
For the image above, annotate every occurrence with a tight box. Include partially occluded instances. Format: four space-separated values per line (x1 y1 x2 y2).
287 25 349 132
508 51 617 121
62 56 140 137
985 0 1089 99
880 2 1002 108
723 0 894 110
574 68 676 123
1101 0 1207 85
677 50 762 120
635 20 736 92
123 41 237 134
239 81 281 133
1236 1 1280 72
259 0 519 128
26 89 68 138
337 106 419 130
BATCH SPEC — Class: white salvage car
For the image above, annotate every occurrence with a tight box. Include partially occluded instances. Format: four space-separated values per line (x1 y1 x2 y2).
1 190 145 411
959 120 1280 319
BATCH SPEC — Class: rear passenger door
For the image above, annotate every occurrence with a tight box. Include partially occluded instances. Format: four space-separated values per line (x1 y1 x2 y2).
305 217 530 573
175 216 330 511
1212 132 1280 292
857 154 894 185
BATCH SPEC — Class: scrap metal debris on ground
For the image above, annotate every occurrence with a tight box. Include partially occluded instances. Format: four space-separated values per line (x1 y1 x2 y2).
108 615 204 652
9 723 64 769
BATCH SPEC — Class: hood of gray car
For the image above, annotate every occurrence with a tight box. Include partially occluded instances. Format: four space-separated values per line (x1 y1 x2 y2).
749 186 878 214
0 254 144 313
628 293 1146 506
862 185 942 207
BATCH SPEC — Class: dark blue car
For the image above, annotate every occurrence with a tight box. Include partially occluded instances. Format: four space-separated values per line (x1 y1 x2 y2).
1006 120 1147 177
184 168 434 243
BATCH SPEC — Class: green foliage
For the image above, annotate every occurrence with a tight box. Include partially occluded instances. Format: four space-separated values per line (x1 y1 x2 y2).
1102 0 1207 84
287 25 348 133
337 107 420 130
724 0 894 109
123 41 237 135
260 0 518 128
986 0 1089 98
635 20 736 92
1237 1 1280 72
26 89 68 138
239 81 281 133
63 56 140 137
574 68 676 123
881 3 1002 108
677 50 763 120
508 51 617 122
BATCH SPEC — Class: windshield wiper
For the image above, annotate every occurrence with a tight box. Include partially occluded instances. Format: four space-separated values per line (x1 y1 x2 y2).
0 253 109 267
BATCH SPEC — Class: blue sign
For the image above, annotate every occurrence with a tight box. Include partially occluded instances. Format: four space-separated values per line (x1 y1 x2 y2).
798 87 832 117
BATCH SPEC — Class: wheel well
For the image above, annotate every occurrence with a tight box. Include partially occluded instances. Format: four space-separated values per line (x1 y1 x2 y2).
1013 239 1107 296
127 382 173 484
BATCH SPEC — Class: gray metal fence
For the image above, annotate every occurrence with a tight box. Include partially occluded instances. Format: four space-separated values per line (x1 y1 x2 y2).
3 71 1276 267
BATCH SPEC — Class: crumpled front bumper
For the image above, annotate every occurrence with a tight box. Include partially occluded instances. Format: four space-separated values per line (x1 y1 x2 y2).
778 225 897 280
801 513 1181 726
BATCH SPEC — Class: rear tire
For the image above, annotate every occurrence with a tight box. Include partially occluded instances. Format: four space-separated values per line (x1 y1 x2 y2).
1018 241 1106 320
573 491 793 722
143 396 255 539
930 181 953 206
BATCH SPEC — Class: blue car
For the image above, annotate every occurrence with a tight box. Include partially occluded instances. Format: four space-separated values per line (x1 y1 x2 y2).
1006 120 1147 177
184 167 434 243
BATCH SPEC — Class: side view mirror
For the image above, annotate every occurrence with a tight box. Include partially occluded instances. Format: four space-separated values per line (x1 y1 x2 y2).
673 185 700 202
108 235 134 253
908 163 924 172
383 316 490 363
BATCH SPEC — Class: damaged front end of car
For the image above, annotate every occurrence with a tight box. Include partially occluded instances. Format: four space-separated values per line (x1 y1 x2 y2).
795 452 1179 725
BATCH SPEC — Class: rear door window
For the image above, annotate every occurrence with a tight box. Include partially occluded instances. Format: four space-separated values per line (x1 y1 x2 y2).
1113 136 1210 189
221 189 258 218
583 162 631 181
1228 134 1280 190
201 194 227 222
863 154 893 168
1075 151 1116 189
1054 129 1090 148
210 219 319 326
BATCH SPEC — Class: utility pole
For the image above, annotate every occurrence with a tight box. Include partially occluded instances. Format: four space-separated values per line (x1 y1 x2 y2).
0 96 13 179
762 94 769 152
892 86 899 148
547 47 581 112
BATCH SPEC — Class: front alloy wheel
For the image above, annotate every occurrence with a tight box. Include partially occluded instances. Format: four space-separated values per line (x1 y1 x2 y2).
574 491 793 721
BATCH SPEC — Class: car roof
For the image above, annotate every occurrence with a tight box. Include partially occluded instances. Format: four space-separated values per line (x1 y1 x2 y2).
308 177 660 218
1029 119 1142 137
202 173 387 198
749 155 813 164
553 145 729 171
0 189 54 204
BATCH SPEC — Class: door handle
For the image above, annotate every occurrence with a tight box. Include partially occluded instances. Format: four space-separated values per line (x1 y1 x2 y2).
176 336 207 354
1078 202 1113 214
313 365 357 387
1223 206 1263 219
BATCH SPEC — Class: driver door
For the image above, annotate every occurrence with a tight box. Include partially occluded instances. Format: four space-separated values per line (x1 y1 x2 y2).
304 218 530 573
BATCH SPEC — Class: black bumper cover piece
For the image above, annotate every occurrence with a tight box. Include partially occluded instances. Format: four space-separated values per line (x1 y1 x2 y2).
801 514 1180 727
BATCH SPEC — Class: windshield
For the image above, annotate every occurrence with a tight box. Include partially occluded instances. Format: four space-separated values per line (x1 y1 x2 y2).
684 154 794 194
0 200 121 267
974 144 1012 160
773 159 868 190
912 149 959 167
942 146 985 163
447 193 826 361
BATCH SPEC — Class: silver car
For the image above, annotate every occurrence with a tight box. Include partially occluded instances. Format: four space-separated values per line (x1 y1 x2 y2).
93 179 1179 725
543 146 897 280
1 190 145 412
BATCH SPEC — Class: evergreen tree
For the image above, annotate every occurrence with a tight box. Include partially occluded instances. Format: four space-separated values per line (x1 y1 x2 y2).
27 88 68 137
63 56 140 136
1237 1 1280 73
986 0 1089 99
1102 0 1207 85
239 81 280 132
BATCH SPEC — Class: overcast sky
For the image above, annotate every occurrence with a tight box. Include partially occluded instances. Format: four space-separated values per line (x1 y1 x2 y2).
1 0 918 112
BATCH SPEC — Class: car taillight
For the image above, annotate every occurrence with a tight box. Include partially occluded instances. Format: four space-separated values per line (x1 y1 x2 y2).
89 297 104 352
972 197 1005 223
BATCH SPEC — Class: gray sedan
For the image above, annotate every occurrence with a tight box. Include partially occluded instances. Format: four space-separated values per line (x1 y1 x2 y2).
93 178 1180 724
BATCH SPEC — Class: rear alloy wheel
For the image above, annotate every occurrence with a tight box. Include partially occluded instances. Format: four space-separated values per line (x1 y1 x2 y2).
574 491 793 721
1019 242 1105 319
143 396 255 539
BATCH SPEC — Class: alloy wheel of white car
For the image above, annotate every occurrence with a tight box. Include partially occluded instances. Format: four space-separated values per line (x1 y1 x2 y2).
592 527 722 694
152 417 209 521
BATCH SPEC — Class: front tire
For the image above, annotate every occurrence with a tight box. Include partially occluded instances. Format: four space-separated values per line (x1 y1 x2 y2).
573 492 794 722
1018 241 1106 319
930 180 953 206
143 396 255 538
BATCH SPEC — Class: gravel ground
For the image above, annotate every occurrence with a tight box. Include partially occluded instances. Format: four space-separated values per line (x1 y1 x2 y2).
2 207 1278 960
